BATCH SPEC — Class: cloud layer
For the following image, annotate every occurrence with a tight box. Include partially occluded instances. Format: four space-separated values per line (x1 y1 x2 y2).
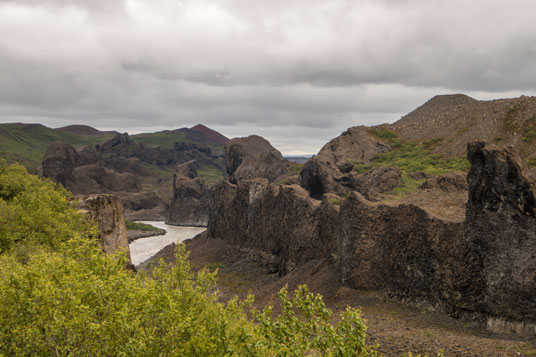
1 0 535 153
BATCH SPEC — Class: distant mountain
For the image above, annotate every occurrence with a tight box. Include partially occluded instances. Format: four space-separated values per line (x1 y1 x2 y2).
191 124 229 144
0 122 229 175
55 125 119 137
283 155 313 164
0 123 115 172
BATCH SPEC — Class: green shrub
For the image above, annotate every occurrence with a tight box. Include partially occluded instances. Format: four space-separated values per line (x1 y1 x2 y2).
125 220 163 232
0 160 93 254
0 241 377 356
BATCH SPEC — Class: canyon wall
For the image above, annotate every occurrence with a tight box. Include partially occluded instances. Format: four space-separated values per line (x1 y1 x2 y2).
208 140 536 331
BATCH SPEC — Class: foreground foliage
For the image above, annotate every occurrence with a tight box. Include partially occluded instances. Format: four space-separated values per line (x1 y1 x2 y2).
0 160 92 254
0 241 377 356
0 161 377 356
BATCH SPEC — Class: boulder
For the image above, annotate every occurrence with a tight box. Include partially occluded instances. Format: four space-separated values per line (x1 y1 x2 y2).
225 135 293 184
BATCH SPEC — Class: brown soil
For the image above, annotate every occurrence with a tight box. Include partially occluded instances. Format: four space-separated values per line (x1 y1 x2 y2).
142 234 536 356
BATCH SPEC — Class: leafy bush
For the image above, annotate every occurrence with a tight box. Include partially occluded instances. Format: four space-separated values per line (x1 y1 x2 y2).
0 241 377 356
0 160 93 254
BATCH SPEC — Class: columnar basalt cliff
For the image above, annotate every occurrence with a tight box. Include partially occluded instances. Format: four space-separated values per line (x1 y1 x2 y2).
466 142 536 330
207 134 536 332
77 194 131 262
166 160 210 227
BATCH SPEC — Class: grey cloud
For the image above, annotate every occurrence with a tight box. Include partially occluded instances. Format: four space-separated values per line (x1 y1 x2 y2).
1 0 536 153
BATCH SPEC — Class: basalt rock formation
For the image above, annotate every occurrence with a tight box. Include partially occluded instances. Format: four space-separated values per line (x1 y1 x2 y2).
207 138 536 333
42 125 227 220
301 126 389 196
77 194 131 262
466 142 536 330
166 161 210 227
42 141 80 189
225 135 294 184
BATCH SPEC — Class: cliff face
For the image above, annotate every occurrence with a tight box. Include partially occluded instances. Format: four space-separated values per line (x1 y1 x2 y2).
466 142 536 324
77 194 131 262
208 179 338 274
207 138 536 331
166 161 209 227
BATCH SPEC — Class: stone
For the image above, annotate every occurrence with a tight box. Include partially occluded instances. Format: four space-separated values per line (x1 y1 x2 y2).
166 160 210 227
77 194 131 262
225 135 293 184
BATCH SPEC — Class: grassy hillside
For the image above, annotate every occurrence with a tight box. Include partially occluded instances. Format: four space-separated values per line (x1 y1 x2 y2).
132 129 225 156
0 123 114 172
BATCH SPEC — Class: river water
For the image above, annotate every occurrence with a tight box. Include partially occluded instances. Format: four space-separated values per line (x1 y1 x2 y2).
128 221 206 266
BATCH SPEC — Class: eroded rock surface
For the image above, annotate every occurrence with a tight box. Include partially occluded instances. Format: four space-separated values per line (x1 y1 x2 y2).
225 135 293 184
207 140 536 332
77 194 131 262
166 161 209 227
466 142 536 324
301 126 389 196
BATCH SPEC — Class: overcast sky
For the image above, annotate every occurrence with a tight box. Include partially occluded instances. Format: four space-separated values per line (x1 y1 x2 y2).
1 0 535 154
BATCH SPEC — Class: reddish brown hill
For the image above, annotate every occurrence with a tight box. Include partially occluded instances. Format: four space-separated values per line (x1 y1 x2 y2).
191 124 229 144
55 125 119 137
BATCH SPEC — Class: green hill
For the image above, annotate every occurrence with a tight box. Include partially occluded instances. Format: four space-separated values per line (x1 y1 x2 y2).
0 123 115 172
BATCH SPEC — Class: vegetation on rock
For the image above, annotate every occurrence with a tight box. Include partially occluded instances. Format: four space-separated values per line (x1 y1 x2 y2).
354 129 469 196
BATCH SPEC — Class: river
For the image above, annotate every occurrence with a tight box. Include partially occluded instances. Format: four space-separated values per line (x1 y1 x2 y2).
128 221 206 266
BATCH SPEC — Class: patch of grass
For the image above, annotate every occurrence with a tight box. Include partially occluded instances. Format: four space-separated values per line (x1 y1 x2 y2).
355 129 469 197
131 131 187 149
197 166 224 186
125 220 162 232
392 175 426 198
140 162 173 179
205 263 224 272
527 157 536 168
369 127 399 142
328 197 342 205
522 116 536 143
290 162 303 174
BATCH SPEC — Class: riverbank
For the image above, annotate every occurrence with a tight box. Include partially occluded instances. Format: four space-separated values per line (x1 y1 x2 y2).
128 221 205 266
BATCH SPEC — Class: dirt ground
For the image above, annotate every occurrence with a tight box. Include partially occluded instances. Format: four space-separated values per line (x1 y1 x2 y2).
143 235 536 356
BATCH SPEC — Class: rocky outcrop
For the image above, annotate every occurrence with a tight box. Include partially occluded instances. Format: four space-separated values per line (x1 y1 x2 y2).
301 126 389 196
225 135 293 184
466 142 536 325
337 193 467 307
166 161 209 227
354 167 402 201
42 141 80 190
208 179 338 274
77 194 131 262
207 139 536 332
